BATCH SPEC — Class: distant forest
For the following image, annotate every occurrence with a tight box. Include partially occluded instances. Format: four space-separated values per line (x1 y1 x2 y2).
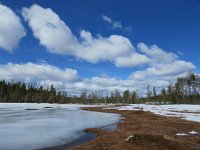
0 72 200 104
144 71 200 104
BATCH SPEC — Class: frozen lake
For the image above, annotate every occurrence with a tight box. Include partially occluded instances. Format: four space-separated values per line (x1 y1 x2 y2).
0 103 121 150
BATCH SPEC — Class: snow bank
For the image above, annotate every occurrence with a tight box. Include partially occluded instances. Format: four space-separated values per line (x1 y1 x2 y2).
0 103 121 150
112 104 200 122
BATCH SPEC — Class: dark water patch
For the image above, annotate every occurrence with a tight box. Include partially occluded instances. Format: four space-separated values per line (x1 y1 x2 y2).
44 107 54 109
25 108 39 110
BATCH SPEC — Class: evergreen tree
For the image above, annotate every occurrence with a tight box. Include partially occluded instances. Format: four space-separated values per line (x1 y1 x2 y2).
153 87 156 97
113 89 122 104
161 88 166 102
131 91 137 104
123 90 130 104
146 84 152 98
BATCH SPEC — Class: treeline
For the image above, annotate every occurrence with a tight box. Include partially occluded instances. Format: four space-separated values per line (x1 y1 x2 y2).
78 89 138 104
144 72 200 104
0 71 200 104
0 80 139 104
0 80 58 103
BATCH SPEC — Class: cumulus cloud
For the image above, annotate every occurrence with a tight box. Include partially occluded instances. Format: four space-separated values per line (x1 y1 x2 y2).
129 43 196 89
0 62 78 87
136 43 195 76
137 43 178 66
0 4 26 52
0 61 154 95
22 4 146 67
70 43 195 95
102 15 132 31
130 61 195 81
0 62 135 93
67 76 137 94
67 75 170 96
115 53 150 67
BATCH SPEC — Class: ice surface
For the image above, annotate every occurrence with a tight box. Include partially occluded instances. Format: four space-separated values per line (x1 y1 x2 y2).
112 104 200 122
0 103 121 150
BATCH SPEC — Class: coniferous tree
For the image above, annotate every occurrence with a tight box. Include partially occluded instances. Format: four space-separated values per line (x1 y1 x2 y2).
146 84 152 98
153 87 156 97
123 90 130 104
131 91 137 104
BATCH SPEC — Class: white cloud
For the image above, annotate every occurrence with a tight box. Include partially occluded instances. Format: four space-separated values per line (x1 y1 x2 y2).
0 62 78 85
136 43 196 76
130 61 195 81
22 4 145 67
22 4 78 55
129 43 196 89
0 62 135 93
68 75 168 96
102 15 132 31
21 4 195 74
78 30 135 63
69 76 135 93
0 4 26 52
115 53 150 67
137 42 178 66
0 61 138 94
0 60 195 96
102 15 122 29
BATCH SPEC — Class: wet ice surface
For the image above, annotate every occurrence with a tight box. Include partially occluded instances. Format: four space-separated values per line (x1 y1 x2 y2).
0 103 121 150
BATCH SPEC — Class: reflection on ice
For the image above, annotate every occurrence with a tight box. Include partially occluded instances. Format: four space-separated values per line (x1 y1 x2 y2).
0 103 121 150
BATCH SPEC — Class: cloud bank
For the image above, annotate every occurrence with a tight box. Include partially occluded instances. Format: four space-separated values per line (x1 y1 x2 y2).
0 60 195 96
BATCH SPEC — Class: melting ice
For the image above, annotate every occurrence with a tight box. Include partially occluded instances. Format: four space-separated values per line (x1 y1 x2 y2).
0 103 121 150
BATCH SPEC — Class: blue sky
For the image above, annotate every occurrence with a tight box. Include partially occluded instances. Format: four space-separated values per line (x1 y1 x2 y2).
0 0 199 95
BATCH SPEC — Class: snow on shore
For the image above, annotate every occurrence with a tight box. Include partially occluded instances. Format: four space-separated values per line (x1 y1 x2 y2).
112 104 200 122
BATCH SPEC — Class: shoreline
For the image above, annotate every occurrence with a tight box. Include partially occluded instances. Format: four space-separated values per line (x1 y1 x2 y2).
40 132 96 150
40 123 120 150
39 107 122 150
70 107 200 150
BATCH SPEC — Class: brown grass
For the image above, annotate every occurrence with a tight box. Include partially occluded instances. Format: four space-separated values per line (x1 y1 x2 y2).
71 107 200 150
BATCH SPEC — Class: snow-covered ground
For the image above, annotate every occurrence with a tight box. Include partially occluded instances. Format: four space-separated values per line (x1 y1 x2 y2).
112 104 200 122
0 103 121 150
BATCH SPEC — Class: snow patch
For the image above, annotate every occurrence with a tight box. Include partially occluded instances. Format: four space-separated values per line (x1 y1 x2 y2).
176 133 188 136
112 104 200 122
176 131 198 136
188 131 198 135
